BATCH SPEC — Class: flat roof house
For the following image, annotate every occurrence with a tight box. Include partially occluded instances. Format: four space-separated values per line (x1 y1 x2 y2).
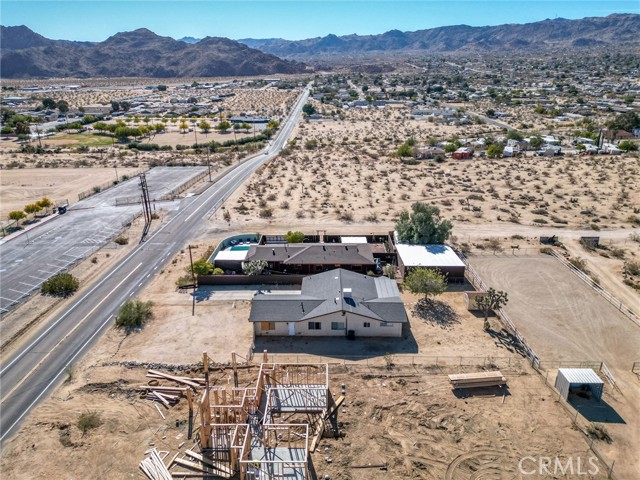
250 268 408 338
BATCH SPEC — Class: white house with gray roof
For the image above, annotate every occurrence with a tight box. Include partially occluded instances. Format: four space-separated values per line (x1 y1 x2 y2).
249 269 407 338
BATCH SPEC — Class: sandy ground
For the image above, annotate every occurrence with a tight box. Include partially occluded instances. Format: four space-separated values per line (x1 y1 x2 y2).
469 254 640 479
222 106 640 231
0 277 612 479
0 167 141 218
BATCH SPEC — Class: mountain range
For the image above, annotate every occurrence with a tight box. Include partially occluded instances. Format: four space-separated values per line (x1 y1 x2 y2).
0 26 307 79
235 14 640 59
2 14 639 79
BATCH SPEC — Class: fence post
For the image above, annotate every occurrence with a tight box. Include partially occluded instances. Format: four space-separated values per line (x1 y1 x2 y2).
608 460 615 479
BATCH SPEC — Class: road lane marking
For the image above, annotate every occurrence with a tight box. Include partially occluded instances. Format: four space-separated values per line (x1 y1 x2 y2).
0 262 142 376
0 313 115 443
0 263 142 403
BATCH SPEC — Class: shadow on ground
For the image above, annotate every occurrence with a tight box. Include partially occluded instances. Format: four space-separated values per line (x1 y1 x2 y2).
487 326 528 357
412 298 460 329
452 385 511 399
254 323 419 360
569 395 626 424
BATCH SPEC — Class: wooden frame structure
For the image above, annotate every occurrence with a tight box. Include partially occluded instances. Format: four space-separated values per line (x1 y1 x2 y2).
194 352 329 480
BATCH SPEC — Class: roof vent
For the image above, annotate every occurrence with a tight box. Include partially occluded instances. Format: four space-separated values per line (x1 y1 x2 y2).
272 248 276 255
343 287 352 297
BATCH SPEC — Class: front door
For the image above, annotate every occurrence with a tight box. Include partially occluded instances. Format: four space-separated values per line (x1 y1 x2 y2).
288 322 295 336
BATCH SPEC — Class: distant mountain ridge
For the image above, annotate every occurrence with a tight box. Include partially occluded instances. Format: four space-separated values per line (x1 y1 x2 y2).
237 14 640 58
0 26 307 78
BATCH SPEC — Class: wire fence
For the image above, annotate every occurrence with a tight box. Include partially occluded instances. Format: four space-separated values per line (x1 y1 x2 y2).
549 250 639 326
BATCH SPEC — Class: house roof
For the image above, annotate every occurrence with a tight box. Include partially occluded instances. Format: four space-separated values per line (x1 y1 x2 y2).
395 244 465 268
249 269 408 324
245 243 375 265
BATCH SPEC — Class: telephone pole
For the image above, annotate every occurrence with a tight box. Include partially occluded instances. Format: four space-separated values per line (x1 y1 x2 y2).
139 173 152 240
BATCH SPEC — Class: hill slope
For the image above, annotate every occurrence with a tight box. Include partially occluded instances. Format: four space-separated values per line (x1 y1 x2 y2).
238 14 640 59
0 26 307 78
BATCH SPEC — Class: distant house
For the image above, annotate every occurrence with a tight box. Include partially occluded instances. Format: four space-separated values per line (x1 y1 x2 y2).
230 116 269 124
244 243 376 275
452 147 474 160
250 268 408 338
415 146 445 159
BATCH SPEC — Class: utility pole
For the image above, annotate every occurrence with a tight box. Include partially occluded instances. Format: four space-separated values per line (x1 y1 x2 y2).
188 244 196 316
206 146 212 182
114 163 119 182
139 173 152 240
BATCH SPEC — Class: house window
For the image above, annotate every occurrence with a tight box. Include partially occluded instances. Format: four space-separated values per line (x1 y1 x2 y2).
261 322 275 331
331 322 345 330
363 322 371 328
380 321 393 327
308 322 321 330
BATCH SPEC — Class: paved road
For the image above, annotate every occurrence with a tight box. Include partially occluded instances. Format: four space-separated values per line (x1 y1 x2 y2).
0 84 310 445
0 167 206 315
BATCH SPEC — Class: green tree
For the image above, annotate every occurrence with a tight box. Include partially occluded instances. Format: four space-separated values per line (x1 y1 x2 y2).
302 103 316 116
24 203 42 215
476 288 509 330
216 120 231 133
396 142 414 158
8 210 27 225
41 97 57 110
154 123 165 134
396 202 453 244
189 259 213 275
41 272 79 297
243 259 268 276
486 143 504 158
529 135 543 150
116 299 154 331
199 120 211 134
404 268 447 301
606 112 640 132
618 140 638 152
36 197 52 213
157 85 168 91
506 130 524 141
93 122 109 134
267 120 279 130
56 100 69 114
14 121 30 136
284 231 305 243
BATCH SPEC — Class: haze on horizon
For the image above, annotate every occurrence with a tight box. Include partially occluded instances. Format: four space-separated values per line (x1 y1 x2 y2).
1 0 638 42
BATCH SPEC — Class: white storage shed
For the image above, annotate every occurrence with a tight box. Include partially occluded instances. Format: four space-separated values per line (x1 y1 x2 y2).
555 368 604 402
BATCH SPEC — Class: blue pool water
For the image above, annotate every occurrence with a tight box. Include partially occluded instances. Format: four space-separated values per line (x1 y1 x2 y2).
230 245 250 251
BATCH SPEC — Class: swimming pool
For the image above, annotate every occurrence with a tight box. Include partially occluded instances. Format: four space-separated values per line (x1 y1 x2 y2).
230 245 250 251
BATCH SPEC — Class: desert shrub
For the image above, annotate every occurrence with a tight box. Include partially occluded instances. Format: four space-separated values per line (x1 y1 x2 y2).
77 411 102 434
625 260 640 276
568 257 589 273
176 275 194 287
212 267 224 275
259 207 273 218
114 236 129 245
41 273 79 297
586 423 612 443
188 259 213 275
533 218 548 224
539 247 554 255
116 299 153 330
284 231 305 243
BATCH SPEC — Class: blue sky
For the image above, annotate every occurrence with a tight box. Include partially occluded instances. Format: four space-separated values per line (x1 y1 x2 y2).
1 1 638 41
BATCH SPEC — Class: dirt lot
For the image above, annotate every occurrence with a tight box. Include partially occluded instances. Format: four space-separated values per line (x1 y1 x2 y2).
0 258 614 479
0 167 141 218
469 253 640 479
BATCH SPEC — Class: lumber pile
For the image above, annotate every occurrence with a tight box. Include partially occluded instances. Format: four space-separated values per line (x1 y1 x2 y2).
140 448 172 480
137 369 204 413
448 371 507 389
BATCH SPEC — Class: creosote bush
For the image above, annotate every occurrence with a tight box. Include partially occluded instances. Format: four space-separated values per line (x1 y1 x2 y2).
116 299 154 331
41 273 79 297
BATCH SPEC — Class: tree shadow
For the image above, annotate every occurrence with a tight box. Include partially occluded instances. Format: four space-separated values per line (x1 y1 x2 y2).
193 287 213 303
412 298 460 329
486 327 528 357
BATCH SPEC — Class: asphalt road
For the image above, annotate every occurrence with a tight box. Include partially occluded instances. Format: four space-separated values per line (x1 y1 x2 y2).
0 84 310 445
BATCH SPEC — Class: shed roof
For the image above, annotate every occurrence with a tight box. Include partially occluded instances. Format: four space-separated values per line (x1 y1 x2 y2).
395 244 465 268
557 368 604 385
246 243 374 265
214 249 250 261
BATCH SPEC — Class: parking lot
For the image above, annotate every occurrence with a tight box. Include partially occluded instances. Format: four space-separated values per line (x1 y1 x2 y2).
0 167 206 315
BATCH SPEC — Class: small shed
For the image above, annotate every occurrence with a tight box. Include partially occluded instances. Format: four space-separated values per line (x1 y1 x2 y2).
555 368 604 402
